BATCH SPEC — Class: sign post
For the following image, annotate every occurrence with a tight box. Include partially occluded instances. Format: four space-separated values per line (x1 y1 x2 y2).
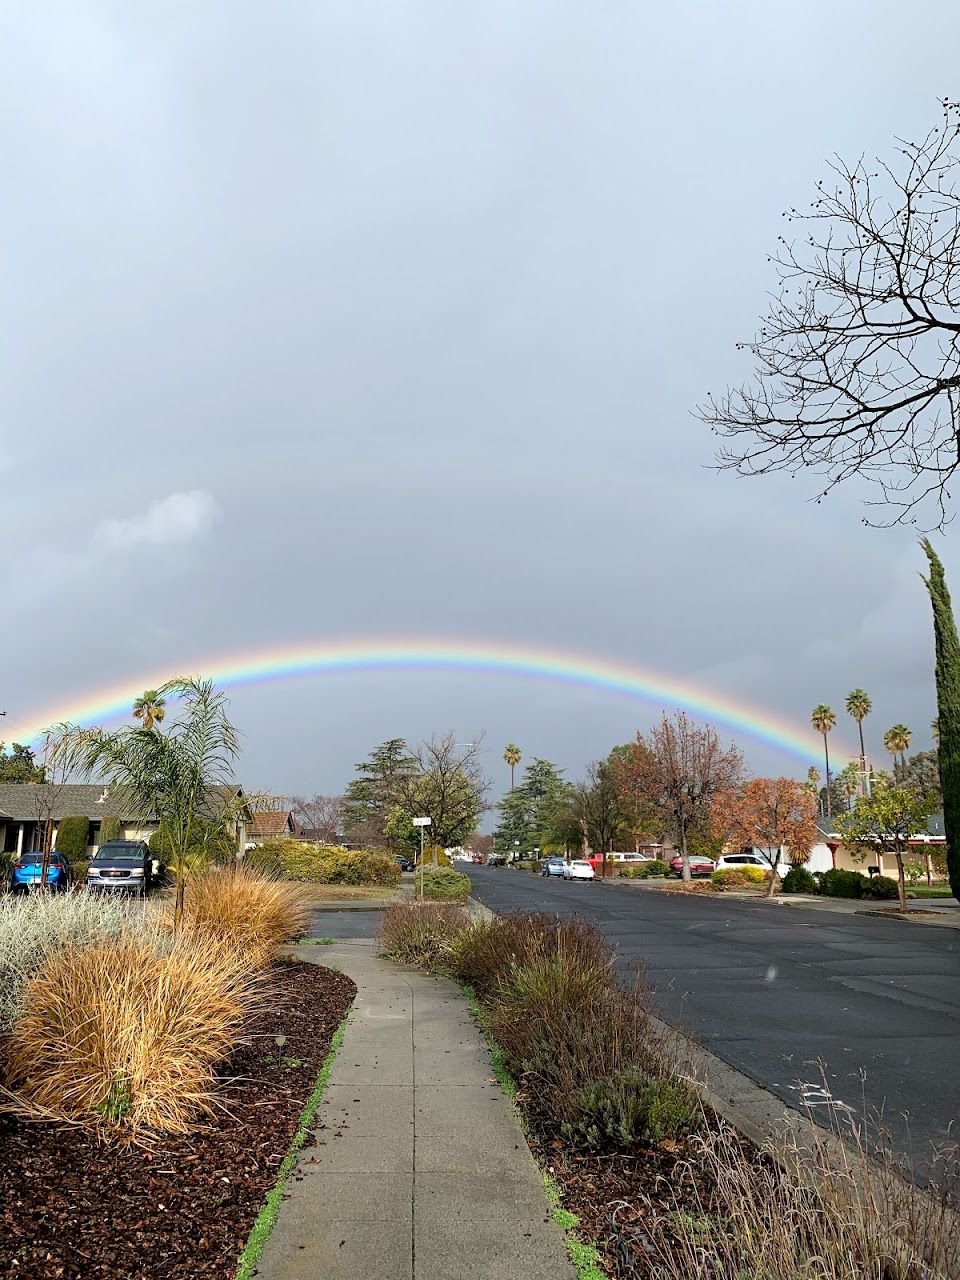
413 817 431 900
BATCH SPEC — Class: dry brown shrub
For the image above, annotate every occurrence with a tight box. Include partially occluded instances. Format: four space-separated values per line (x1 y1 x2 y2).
659 880 721 894
170 863 310 965
377 902 470 969
3 929 262 1141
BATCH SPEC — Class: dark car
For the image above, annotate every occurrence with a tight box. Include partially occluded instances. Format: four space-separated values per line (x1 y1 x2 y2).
668 854 716 878
487 853 505 867
9 850 72 893
396 854 415 873
87 840 153 895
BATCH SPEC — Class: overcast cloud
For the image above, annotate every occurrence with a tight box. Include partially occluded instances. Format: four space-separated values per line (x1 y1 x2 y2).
1 2 958 801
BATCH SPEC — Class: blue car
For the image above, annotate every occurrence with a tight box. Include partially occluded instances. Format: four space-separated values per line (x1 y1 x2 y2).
540 856 566 877
9 850 73 893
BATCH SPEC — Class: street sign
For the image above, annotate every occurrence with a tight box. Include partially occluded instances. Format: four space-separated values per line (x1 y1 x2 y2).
413 816 432 827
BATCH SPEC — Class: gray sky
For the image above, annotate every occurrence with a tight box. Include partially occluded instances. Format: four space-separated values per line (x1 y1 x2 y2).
2 2 957 801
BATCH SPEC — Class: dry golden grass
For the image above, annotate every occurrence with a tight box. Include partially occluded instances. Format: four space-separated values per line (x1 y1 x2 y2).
169 863 310 965
304 883 401 901
3 929 261 1140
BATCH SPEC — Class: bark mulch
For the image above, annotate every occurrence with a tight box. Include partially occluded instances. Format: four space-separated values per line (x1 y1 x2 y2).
523 1092 758 1280
0 958 356 1280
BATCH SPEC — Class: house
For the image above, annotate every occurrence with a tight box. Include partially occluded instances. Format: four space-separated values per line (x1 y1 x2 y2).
806 813 947 877
247 809 295 846
0 782 251 857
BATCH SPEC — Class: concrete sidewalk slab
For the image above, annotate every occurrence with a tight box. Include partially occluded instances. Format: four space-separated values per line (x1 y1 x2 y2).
257 941 573 1280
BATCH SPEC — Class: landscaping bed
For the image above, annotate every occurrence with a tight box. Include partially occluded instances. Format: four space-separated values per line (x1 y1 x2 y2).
0 958 356 1280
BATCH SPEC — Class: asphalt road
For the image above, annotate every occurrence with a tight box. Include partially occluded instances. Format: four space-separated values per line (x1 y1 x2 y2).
466 866 960 1166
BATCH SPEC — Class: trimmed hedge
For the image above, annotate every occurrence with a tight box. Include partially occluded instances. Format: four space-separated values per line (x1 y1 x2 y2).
818 868 867 898
419 867 471 902
55 816 90 861
251 839 400 886
619 860 668 879
99 816 121 845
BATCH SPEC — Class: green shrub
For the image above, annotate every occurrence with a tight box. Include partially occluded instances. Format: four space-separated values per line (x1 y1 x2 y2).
904 860 925 883
782 865 818 894
99 816 121 845
819 868 867 898
619 859 669 879
242 842 283 875
562 1070 694 1150
56 816 90 862
419 867 470 902
377 902 470 969
510 859 539 872
415 846 451 868
862 874 899 900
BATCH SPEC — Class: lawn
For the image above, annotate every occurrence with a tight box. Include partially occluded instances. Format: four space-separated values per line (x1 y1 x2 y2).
302 883 402 901
906 883 957 900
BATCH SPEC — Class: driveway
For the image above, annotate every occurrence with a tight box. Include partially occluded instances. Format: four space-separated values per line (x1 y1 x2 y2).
467 866 960 1167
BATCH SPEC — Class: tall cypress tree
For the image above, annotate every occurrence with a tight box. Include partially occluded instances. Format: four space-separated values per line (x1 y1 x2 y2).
921 539 960 900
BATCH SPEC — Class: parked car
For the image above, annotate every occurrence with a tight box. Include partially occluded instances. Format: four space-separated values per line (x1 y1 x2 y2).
396 854 415 873
713 853 785 878
608 851 655 865
541 855 566 877
87 840 153 896
668 854 716 878
562 859 595 881
9 850 72 893
472 854 484 864
487 853 505 867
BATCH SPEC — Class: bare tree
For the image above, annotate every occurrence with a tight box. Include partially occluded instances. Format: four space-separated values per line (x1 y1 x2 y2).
290 794 344 843
700 100 960 529
623 712 743 882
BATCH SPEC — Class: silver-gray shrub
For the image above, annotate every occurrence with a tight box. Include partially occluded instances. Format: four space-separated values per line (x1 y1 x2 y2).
0 894 148 1031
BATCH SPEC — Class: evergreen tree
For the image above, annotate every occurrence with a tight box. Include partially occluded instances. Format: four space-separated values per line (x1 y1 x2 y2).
342 739 415 847
921 539 960 900
0 742 45 783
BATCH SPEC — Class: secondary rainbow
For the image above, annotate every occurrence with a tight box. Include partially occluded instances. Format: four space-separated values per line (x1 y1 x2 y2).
14 637 840 765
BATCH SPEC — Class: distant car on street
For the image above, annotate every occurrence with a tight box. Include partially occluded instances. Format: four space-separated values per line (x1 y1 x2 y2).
668 854 715 878
87 840 153 896
9 850 72 893
486 853 505 867
562 859 595 881
396 854 415 873
541 855 566 877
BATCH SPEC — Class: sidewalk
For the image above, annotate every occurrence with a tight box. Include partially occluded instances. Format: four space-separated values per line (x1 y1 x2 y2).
257 938 573 1280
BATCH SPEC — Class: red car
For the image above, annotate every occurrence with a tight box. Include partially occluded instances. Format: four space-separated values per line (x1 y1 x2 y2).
668 855 715 878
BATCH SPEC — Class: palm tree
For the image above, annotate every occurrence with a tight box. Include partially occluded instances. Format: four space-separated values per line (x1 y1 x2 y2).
503 743 521 791
845 689 872 795
811 705 837 817
55 678 241 926
805 765 822 814
883 724 912 781
838 761 860 810
133 689 166 731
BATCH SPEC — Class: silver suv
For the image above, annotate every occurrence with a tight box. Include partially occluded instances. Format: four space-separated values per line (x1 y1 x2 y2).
87 840 153 896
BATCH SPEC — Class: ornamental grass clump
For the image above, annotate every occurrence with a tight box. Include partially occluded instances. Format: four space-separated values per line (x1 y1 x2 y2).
377 902 470 969
168 863 310 965
0 892 136 1033
3 928 261 1141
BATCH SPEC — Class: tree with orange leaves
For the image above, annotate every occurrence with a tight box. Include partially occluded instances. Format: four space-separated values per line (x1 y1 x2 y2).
710 777 818 898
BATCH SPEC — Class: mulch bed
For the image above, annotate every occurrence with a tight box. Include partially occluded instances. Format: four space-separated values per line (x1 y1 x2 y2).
521 1088 758 1280
0 959 356 1280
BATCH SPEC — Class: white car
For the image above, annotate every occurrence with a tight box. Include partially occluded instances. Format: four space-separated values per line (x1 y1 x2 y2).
562 859 595 881
608 851 655 865
714 853 787 878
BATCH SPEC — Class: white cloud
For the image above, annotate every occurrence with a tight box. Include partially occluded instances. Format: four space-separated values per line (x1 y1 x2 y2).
93 490 219 550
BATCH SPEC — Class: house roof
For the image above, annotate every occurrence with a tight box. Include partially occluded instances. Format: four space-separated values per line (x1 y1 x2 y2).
248 809 294 838
0 783 149 822
0 781 251 824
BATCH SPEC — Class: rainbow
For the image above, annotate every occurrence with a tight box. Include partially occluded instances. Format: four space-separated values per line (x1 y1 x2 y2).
12 636 844 766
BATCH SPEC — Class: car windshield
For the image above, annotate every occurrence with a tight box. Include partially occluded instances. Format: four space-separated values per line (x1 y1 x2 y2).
18 853 62 865
93 848 144 865
572 861 590 868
